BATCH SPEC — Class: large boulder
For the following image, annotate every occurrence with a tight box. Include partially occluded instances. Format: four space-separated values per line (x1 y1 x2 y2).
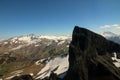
65 26 120 80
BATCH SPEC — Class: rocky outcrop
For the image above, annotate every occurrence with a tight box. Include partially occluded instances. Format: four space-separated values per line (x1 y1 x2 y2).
11 74 34 80
65 26 120 80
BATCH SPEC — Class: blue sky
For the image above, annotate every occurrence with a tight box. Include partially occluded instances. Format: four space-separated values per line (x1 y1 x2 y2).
0 0 120 39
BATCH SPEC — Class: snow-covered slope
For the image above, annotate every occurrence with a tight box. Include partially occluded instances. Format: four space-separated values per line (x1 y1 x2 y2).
39 35 70 40
107 36 120 44
0 34 71 51
101 32 120 44
36 55 69 79
101 31 117 38
9 34 71 44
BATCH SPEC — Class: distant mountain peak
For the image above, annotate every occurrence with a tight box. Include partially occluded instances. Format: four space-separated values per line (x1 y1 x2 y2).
102 31 117 37
0 35 71 45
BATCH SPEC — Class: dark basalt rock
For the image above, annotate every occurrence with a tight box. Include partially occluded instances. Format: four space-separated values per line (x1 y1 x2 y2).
65 26 120 80
49 72 59 80
39 72 60 80
11 74 34 80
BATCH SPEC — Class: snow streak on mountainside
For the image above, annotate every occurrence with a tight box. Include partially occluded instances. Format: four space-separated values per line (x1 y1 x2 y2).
36 55 69 79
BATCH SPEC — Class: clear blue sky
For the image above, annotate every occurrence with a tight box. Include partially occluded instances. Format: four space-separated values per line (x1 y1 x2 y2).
0 0 120 39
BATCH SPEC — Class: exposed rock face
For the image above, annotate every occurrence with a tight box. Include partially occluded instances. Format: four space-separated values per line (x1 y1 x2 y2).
48 72 59 80
65 26 120 80
11 74 34 80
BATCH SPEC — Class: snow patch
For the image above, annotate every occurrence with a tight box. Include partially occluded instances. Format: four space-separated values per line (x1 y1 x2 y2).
4 42 8 45
35 58 50 65
36 55 69 79
11 37 18 43
39 36 69 40
5 76 15 80
5 70 23 79
47 41 53 46
10 45 24 51
111 52 120 67
11 70 23 74
66 45 69 48
30 73 34 76
18 36 37 44
58 41 65 45
35 44 39 47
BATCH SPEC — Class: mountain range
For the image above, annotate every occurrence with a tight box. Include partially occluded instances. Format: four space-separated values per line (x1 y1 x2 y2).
0 34 71 80
0 27 120 80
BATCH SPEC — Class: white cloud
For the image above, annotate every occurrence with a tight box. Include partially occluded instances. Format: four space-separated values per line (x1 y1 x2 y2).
112 24 119 27
99 24 120 35
100 25 111 29
100 24 120 29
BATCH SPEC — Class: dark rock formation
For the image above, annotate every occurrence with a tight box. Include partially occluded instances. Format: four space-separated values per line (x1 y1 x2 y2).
65 26 120 80
49 72 59 80
36 72 60 80
11 74 34 80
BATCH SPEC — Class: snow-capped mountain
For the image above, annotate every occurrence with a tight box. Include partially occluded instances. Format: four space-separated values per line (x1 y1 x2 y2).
0 34 71 80
108 36 120 44
0 34 71 51
7 34 71 44
101 31 117 38
101 31 120 44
